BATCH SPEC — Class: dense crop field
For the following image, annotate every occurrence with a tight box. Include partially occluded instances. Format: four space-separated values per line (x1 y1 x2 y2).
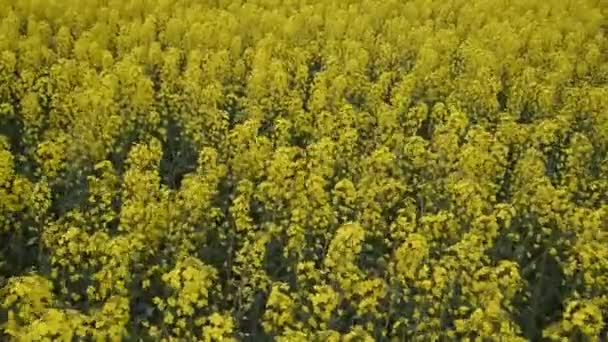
1 0 608 340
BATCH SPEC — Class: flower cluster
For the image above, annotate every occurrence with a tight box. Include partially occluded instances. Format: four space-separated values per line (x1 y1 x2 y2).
1 0 608 340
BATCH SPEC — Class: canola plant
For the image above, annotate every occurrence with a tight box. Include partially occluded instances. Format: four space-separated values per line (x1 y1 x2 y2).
1 0 608 340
